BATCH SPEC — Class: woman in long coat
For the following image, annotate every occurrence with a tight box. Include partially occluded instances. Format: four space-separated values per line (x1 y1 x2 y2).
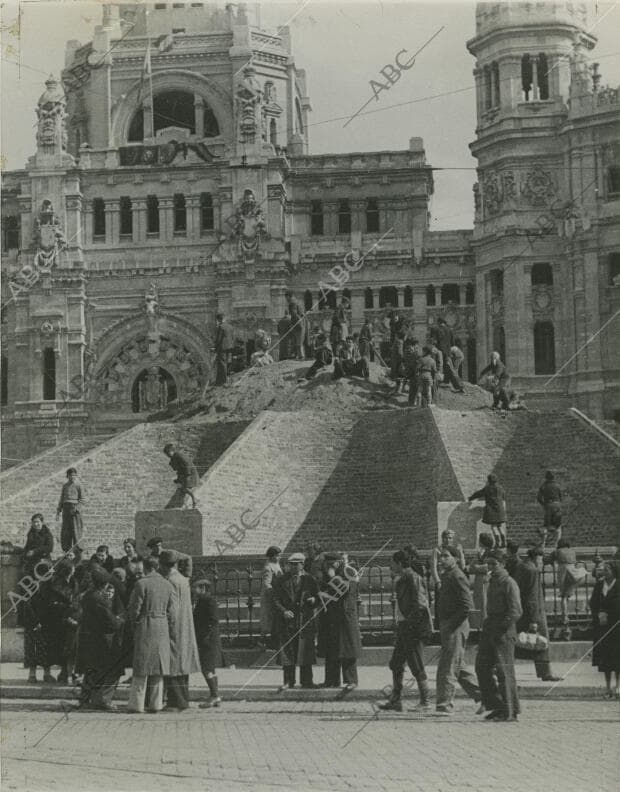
22 513 54 575
590 560 620 699
272 553 319 689
468 474 507 548
42 559 79 683
260 546 282 646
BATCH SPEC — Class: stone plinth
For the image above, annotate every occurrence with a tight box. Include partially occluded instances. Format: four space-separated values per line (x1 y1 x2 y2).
437 501 483 549
135 509 204 556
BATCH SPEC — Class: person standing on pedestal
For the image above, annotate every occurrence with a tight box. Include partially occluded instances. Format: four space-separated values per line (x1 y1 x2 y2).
214 312 234 385
56 468 83 552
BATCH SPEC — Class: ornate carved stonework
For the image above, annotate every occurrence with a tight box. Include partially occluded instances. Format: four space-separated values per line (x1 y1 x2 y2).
520 171 556 206
482 173 502 215
231 189 267 264
235 64 263 144
36 76 67 150
32 200 67 270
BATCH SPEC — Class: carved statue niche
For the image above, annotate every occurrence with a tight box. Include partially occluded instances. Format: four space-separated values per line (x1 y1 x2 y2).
144 283 162 356
36 75 68 151
33 200 67 270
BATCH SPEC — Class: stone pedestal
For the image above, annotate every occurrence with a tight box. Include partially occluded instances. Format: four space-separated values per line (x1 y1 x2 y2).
135 509 204 556
436 501 484 549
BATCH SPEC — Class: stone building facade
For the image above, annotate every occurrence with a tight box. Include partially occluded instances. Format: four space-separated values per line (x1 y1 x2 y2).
1 1 618 463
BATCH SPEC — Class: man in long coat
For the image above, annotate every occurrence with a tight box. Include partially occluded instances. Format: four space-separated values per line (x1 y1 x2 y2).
272 552 319 689
475 549 522 722
318 556 362 691
76 568 125 711
127 555 175 713
513 546 560 682
159 549 201 710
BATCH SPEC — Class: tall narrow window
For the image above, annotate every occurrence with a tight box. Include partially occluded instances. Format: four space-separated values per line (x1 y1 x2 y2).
93 198 106 238
484 65 492 110
147 195 159 234
42 348 56 401
490 269 504 297
492 61 500 106
304 290 313 311
608 166 620 195
534 321 555 374
338 200 351 234
326 290 337 309
537 53 549 100
366 198 380 232
269 118 277 146
426 285 436 306
1 355 7 406
310 200 323 236
200 192 214 231
521 54 533 101
379 286 398 308
120 196 132 236
2 216 20 251
173 194 186 233
404 285 413 307
465 284 475 304
441 283 460 304
364 287 374 309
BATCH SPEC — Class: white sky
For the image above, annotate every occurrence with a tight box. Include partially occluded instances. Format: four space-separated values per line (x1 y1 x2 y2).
1 0 619 230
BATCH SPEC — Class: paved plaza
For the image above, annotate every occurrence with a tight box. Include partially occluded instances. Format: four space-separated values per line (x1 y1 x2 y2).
1 698 618 792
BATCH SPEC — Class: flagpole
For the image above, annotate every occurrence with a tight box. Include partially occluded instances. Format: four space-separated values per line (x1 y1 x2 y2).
145 7 154 140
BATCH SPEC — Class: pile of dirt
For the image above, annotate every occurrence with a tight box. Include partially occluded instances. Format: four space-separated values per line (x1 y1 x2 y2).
184 360 492 425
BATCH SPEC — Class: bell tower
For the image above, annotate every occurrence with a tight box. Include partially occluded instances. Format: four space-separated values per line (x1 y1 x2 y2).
467 2 599 402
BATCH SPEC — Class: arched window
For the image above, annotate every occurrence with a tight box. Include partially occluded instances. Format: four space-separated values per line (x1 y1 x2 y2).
364 287 374 309
1 355 7 406
521 54 533 101
537 53 549 100
366 198 379 232
426 285 436 306
304 290 313 311
379 286 398 308
465 284 475 304
147 195 159 234
338 200 351 234
534 321 555 374
269 118 277 146
173 194 186 233
490 269 504 297
404 285 413 307
120 197 132 236
42 348 56 401
128 108 144 141
131 367 177 413
492 61 500 106
153 90 195 134
2 216 20 251
531 263 553 286
200 192 214 231
441 283 460 304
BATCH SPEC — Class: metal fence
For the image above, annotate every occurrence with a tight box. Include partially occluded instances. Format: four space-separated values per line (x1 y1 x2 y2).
192 552 604 643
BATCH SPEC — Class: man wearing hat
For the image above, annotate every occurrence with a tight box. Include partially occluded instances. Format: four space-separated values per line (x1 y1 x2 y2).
146 536 193 579
127 556 175 714
272 552 319 689
158 549 201 710
475 549 522 722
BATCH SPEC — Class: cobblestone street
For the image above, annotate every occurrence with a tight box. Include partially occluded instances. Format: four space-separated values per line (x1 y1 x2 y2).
2 700 618 792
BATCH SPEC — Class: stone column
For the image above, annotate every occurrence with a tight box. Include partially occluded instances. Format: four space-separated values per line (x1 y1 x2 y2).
501 56 521 109
186 194 200 240
351 200 365 234
412 286 427 339
159 197 174 242
473 67 484 122
395 287 403 308
104 199 118 246
532 58 539 101
350 288 365 328
83 201 93 246
132 198 146 243
194 95 205 138
459 284 466 306
490 65 498 107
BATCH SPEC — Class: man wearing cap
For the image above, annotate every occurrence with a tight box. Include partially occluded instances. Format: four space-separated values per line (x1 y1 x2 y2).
163 444 199 509
127 556 175 714
475 549 522 722
158 549 201 710
272 552 319 689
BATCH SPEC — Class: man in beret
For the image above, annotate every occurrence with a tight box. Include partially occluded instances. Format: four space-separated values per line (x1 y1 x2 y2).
146 536 193 579
272 552 319 689
158 550 201 711
475 549 522 722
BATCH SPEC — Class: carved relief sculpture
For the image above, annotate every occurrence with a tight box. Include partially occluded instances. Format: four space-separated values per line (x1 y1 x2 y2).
482 173 502 215
520 171 556 206
32 200 67 270
36 75 68 150
231 189 267 264
235 64 263 144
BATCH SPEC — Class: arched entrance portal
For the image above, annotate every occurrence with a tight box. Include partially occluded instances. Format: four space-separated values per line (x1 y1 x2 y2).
131 367 177 413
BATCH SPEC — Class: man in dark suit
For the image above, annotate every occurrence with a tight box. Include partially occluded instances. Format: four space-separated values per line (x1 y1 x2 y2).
475 549 522 722
163 443 199 509
379 550 432 712
272 552 319 689
192 578 223 708
214 312 234 385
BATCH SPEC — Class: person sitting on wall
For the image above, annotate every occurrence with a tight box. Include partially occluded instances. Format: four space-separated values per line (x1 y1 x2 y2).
300 333 333 381
478 351 510 412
